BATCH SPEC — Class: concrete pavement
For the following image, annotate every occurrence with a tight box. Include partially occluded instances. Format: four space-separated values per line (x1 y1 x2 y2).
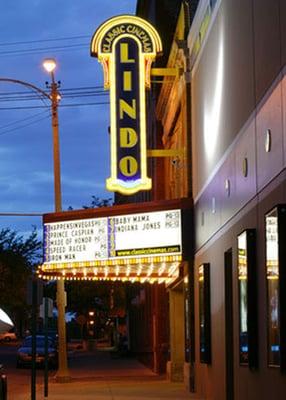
34 379 193 399
17 346 201 399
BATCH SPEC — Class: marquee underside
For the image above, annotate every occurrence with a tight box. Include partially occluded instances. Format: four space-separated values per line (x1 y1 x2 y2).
37 254 182 284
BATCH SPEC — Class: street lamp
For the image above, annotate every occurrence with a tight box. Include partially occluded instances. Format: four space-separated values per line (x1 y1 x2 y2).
43 58 57 74
43 58 70 382
88 311 95 338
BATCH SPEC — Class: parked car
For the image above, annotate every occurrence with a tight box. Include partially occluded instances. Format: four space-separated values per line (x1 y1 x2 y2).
0 329 17 342
16 335 58 368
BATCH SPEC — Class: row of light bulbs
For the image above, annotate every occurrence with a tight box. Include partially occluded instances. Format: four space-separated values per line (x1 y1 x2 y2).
37 261 181 284
39 254 181 271
37 275 176 284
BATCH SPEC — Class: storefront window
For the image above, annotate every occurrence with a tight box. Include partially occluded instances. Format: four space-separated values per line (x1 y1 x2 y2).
266 208 280 366
199 263 211 364
237 228 257 369
184 276 190 362
238 231 248 364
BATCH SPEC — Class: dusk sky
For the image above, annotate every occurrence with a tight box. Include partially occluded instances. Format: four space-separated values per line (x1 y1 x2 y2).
0 0 136 237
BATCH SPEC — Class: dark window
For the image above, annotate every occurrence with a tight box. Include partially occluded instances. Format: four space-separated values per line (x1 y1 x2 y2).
225 249 234 400
184 276 190 362
199 263 211 363
238 231 248 364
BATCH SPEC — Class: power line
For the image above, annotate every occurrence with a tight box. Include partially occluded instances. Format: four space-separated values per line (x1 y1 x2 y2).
0 35 90 47
0 84 109 113
0 85 104 95
0 101 109 110
0 113 51 136
0 45 89 58
0 92 108 102
0 212 43 216
59 86 103 91
0 110 49 130
0 90 107 100
0 33 92 57
0 85 109 112
0 43 88 56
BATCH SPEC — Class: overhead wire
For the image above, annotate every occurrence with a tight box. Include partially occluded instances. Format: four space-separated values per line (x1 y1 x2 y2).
0 101 109 110
0 91 107 102
0 85 104 95
0 34 90 57
0 110 49 130
0 35 109 135
0 40 88 58
0 85 107 102
0 35 90 47
0 47 88 58
0 112 51 137
0 84 109 110
0 43 89 57
0 35 107 107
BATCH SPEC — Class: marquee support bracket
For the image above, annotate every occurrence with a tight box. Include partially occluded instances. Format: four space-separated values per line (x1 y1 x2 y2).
150 67 183 77
147 149 185 158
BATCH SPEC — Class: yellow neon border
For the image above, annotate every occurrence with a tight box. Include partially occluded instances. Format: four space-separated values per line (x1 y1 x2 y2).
105 34 151 195
90 15 162 58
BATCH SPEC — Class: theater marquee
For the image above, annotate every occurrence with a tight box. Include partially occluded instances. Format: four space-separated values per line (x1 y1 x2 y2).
38 199 191 284
90 16 162 195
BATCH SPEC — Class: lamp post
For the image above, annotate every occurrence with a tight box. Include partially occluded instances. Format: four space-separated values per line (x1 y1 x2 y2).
43 58 70 382
0 69 70 382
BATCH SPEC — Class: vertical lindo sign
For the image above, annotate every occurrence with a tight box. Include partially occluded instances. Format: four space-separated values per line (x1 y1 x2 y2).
116 38 141 184
90 16 162 195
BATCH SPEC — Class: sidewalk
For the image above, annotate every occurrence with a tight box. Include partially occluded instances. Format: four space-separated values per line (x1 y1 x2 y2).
34 379 192 399
63 346 158 381
20 347 199 399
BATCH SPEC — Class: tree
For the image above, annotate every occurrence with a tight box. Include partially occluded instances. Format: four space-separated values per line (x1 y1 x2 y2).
0 226 41 264
0 227 41 334
66 281 126 315
82 196 113 209
67 195 113 211
65 280 127 340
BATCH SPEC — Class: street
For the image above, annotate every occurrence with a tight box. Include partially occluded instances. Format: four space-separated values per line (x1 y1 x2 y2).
0 342 54 400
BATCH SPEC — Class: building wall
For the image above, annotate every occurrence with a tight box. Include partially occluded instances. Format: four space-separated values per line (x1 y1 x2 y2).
128 283 169 373
190 0 286 398
191 0 285 199
154 3 196 385
191 0 254 197
194 174 286 399
123 0 188 375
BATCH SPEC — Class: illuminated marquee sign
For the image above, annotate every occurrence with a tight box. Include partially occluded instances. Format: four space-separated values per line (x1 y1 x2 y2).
90 16 162 195
43 209 181 263
39 208 182 283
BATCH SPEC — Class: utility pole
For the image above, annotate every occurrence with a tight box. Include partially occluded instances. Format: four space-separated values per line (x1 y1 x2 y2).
43 59 70 382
